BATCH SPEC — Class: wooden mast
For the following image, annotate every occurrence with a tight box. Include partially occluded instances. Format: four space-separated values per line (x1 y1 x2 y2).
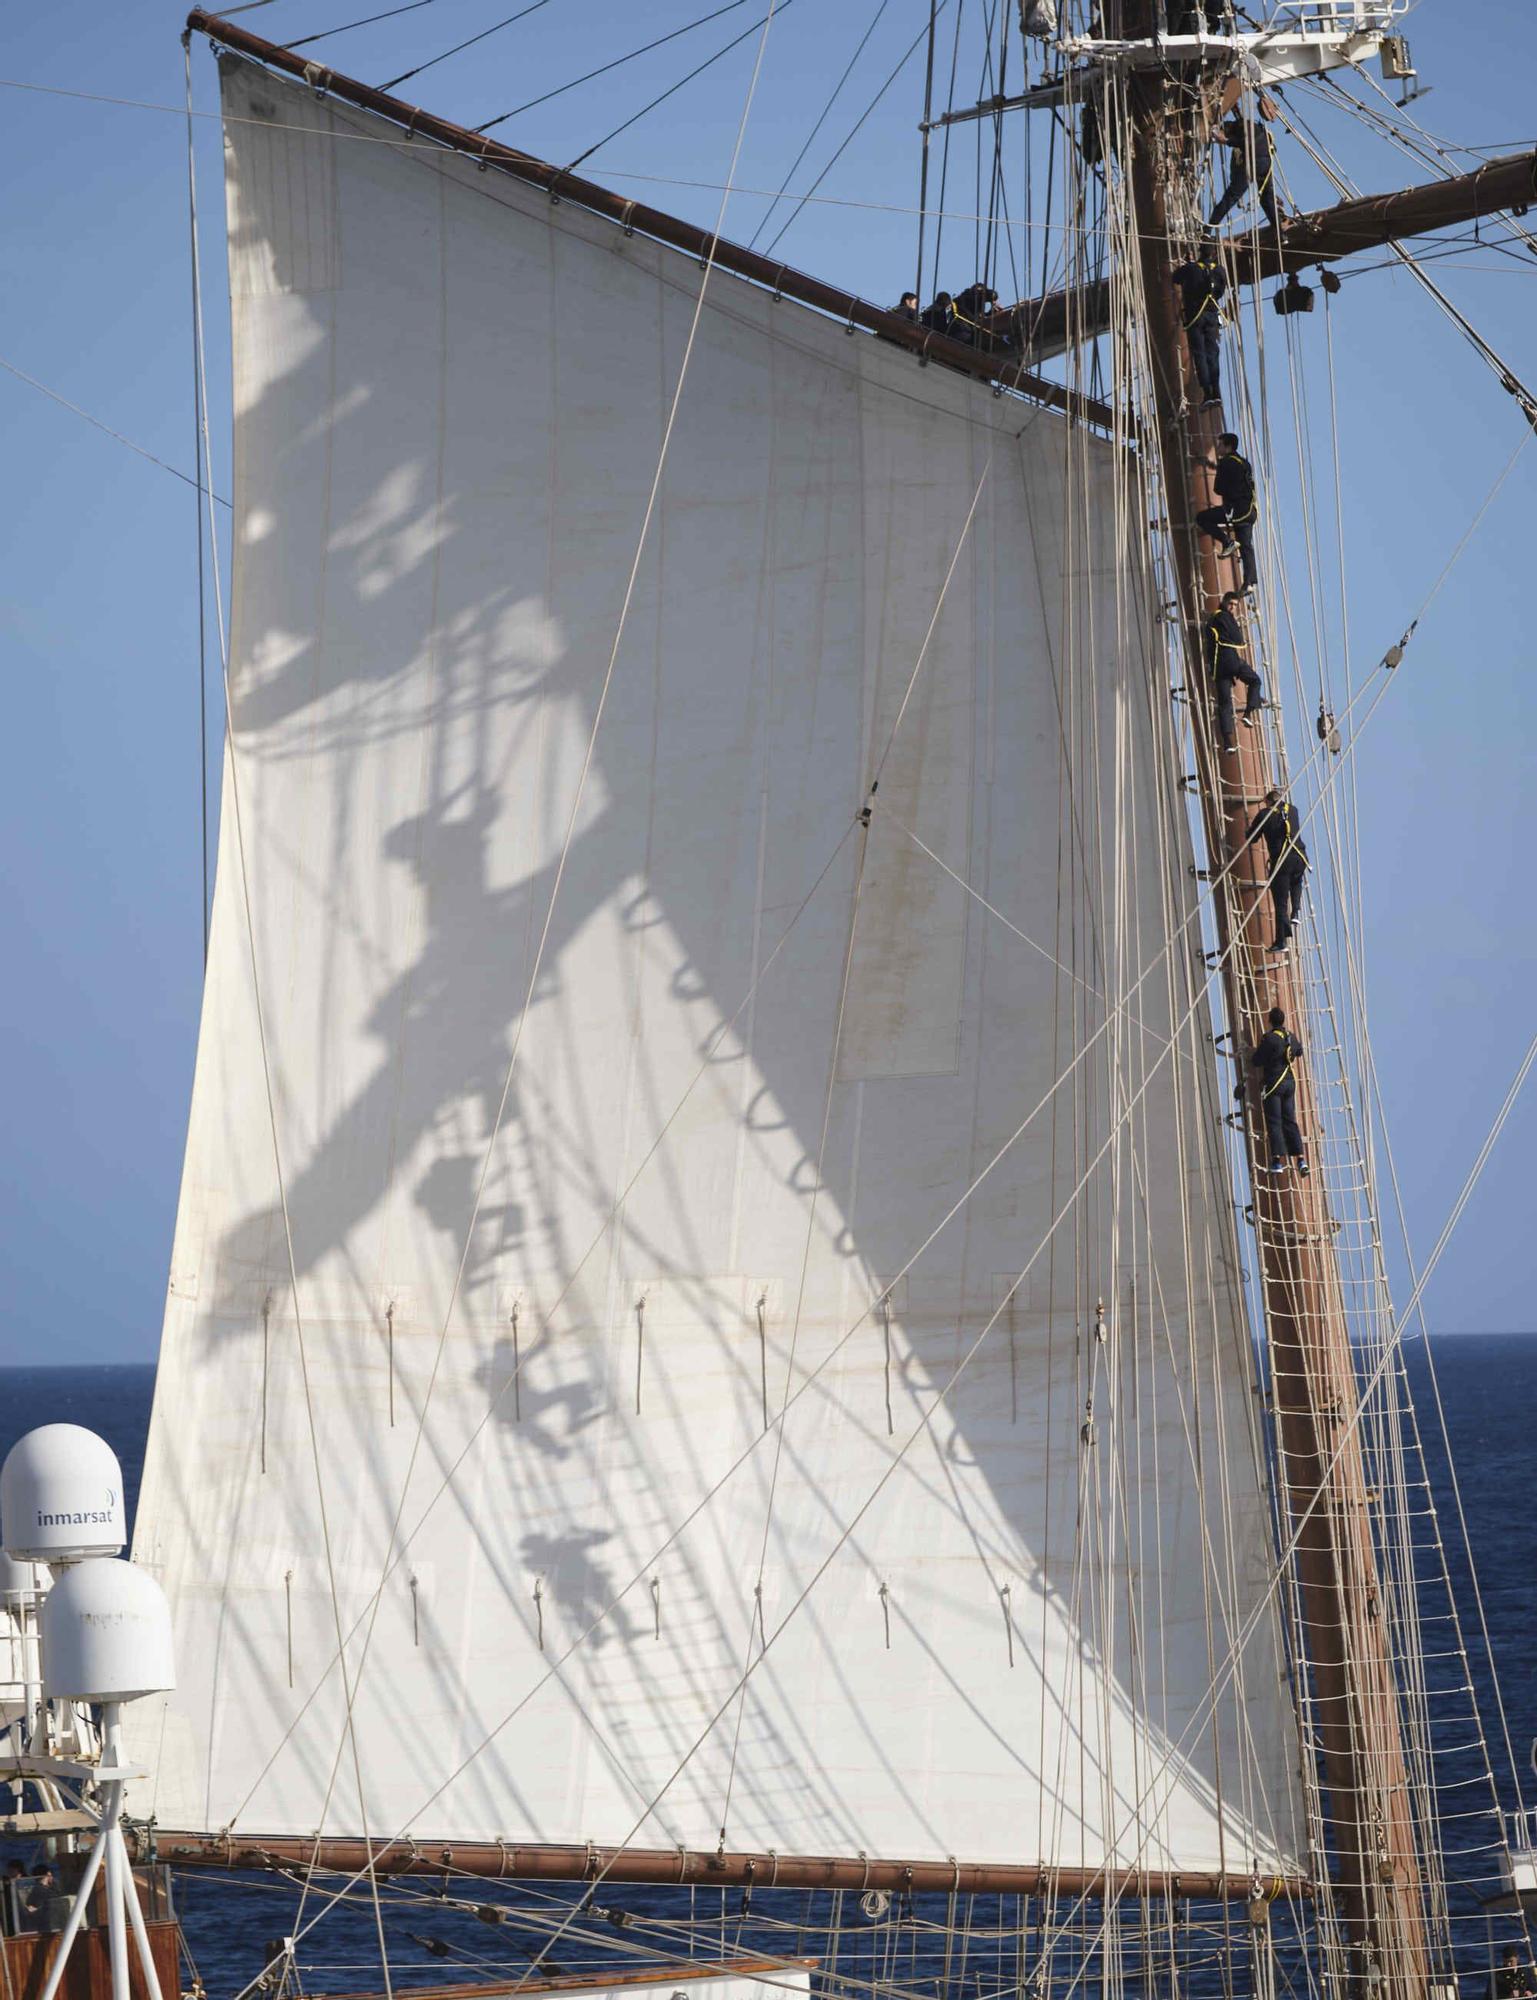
1105 10 1429 1998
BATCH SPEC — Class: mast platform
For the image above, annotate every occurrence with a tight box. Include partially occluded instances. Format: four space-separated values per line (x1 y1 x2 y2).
926 2 1409 129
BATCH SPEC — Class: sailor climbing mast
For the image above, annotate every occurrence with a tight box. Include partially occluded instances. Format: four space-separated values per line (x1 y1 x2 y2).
1103 5 1428 1995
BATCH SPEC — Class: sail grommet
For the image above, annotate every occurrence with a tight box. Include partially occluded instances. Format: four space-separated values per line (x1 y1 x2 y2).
619 201 636 239
918 334 934 367
772 266 786 302
845 299 859 337
548 168 567 203
478 137 496 174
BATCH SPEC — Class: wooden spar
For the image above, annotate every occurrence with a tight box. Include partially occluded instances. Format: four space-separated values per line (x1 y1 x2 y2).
1235 145 1537 283
132 1830 1310 1901
1106 9 1428 1999
289 1963 821 2000
183 11 1115 432
1003 145 1537 362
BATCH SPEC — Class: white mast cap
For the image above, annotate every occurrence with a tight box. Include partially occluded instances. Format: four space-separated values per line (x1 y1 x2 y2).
0 1424 126 1563
41 1558 175 1702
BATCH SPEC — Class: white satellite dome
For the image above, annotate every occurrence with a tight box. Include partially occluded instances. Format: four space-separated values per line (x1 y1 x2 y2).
41 1558 175 1703
0 1551 42 1603
0 1424 126 1563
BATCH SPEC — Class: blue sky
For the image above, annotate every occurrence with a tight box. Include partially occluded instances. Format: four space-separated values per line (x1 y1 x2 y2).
0 0 1533 1364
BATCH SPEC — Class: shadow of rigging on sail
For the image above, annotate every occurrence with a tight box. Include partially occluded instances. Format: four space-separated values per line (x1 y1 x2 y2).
213 783 617 1308
520 1529 639 1651
474 1332 604 1463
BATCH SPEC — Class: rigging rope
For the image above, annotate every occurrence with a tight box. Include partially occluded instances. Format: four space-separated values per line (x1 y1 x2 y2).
475 0 755 135
564 1 797 174
743 0 892 251
0 352 230 505
756 2 946 260
284 0 442 51
377 0 553 94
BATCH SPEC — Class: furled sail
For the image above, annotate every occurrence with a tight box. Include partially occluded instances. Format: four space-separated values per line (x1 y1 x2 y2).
128 56 1305 1881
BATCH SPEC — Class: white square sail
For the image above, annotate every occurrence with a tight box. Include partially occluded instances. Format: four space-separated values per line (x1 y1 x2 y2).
127 56 1305 1885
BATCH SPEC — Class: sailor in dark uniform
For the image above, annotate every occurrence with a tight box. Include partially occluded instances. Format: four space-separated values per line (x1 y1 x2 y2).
1171 244 1226 408
921 291 960 341
1203 589 1263 752
1210 114 1280 231
948 281 999 349
1246 786 1308 957
1196 431 1259 590
1493 1950 1536 2000
1250 1007 1309 1177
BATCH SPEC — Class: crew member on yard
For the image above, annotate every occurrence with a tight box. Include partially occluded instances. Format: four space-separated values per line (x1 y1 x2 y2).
1246 785 1308 958
1250 1007 1309 1178
1196 431 1259 591
1171 241 1226 408
950 281 998 348
1204 589 1263 752
921 291 960 340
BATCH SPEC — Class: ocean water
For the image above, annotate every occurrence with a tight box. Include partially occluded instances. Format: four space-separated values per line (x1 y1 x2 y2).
4 1339 1537 1995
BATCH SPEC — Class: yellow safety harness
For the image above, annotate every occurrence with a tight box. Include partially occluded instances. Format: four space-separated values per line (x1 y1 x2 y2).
1218 450 1257 526
1277 803 1305 868
1205 616 1245 676
1257 800 1305 866
1181 263 1221 330
1262 1026 1293 1099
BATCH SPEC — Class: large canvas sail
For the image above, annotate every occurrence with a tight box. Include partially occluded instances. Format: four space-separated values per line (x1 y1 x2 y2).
128 57 1305 1879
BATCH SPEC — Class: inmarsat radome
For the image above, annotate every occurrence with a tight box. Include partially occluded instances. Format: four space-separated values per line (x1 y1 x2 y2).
0 1421 127 1563
0 1425 174 2000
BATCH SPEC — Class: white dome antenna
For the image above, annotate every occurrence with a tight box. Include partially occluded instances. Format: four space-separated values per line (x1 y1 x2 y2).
1 1424 126 1563
27 1557 176 2000
41 1558 175 1704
